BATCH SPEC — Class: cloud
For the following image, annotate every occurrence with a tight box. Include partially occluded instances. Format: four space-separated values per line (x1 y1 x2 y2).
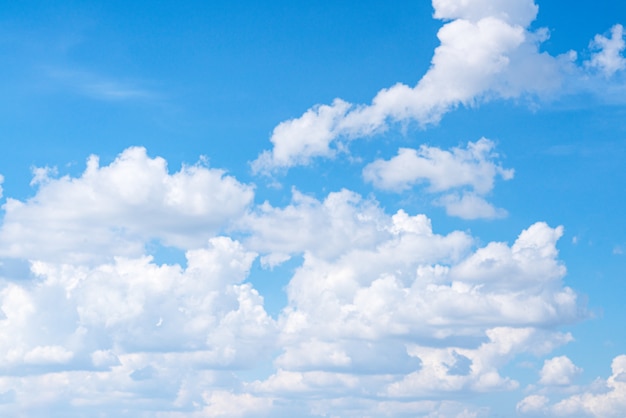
539 356 582 386
239 188 389 261
363 138 513 219
240 189 583 414
363 139 513 193
516 394 549 414
0 147 254 263
251 0 626 175
0 154 587 415
251 0 581 174
0 236 277 416
519 355 626 417
585 24 626 77
46 68 156 101
436 192 507 219
0 174 3 200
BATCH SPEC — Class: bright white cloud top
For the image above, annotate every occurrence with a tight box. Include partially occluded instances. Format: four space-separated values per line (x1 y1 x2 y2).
0 0 625 417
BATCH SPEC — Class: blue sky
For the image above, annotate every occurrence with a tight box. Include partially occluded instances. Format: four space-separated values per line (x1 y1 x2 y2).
0 1 625 417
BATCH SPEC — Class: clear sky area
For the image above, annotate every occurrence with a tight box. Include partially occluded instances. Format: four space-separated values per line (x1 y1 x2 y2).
1 1 625 417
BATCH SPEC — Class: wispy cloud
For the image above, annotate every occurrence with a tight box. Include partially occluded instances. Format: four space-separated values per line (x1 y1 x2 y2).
45 67 158 101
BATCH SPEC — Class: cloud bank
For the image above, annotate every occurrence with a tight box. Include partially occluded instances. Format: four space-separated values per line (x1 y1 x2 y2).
0 147 588 417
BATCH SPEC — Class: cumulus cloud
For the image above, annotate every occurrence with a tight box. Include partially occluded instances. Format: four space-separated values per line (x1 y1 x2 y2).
251 0 626 175
250 0 591 173
0 147 254 263
0 159 587 416
239 188 389 261
539 356 582 386
363 139 513 193
0 236 276 416
585 24 626 77
363 138 512 219
519 355 626 417
238 190 584 415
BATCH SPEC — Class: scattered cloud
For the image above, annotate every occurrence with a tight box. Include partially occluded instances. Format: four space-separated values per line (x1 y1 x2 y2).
363 138 512 219
539 356 582 386
585 24 626 77
363 139 513 193
520 355 626 417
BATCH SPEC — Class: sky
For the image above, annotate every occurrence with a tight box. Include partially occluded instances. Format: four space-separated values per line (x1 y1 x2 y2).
0 0 625 417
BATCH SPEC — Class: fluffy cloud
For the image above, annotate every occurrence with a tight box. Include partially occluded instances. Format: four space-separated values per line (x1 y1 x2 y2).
363 138 513 219
585 24 626 77
0 147 254 264
0 159 587 416
0 236 276 416
518 355 626 417
539 356 582 386
240 188 389 262
238 189 584 415
251 0 583 173
516 394 549 414
251 0 626 175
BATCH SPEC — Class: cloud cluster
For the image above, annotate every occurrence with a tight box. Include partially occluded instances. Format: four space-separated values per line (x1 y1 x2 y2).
518 355 626 417
0 146 589 416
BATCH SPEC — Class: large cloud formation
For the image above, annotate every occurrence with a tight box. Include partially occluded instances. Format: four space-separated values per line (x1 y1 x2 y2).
0 147 588 417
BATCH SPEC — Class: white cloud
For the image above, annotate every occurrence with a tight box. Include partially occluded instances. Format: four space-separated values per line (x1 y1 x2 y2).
585 24 626 77
239 189 583 414
363 139 514 219
517 394 549 414
240 188 389 261
432 0 539 26
0 236 275 373
436 192 507 219
0 148 587 416
251 0 576 173
539 356 582 386
252 99 352 171
0 147 254 263
363 138 513 193
519 355 626 417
